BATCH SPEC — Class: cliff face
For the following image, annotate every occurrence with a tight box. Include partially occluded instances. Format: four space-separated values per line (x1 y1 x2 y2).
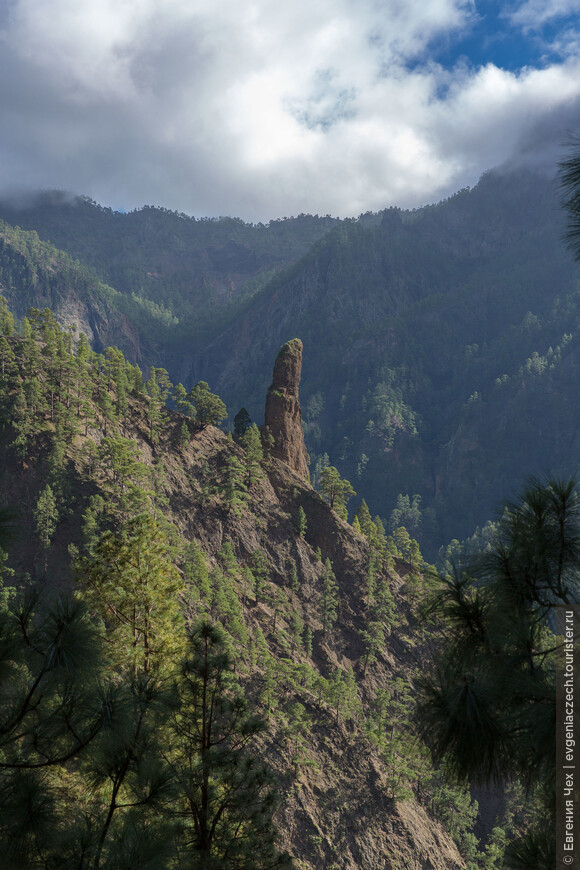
264 338 310 482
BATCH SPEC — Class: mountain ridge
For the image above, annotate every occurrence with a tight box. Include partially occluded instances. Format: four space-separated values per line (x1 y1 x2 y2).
0 165 577 559
0 307 467 868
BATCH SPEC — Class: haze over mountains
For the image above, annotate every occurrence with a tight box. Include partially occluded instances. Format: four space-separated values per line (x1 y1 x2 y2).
0 163 577 556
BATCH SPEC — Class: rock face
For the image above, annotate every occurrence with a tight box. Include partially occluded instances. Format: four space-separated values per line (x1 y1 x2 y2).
264 338 310 481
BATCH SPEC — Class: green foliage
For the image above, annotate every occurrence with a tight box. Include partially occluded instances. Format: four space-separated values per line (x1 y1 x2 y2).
288 561 300 599
167 620 293 868
145 367 171 441
426 777 481 864
289 611 304 653
295 505 307 537
327 665 359 724
0 587 107 768
390 526 422 568
241 422 264 486
178 419 190 451
360 620 385 675
417 478 578 862
183 541 212 603
34 484 58 573
0 585 290 868
364 368 419 448
189 381 227 428
0 586 126 868
0 294 505 864
354 500 387 554
319 466 356 521
320 557 339 636
303 625 313 658
79 513 185 676
250 549 269 604
234 406 252 438
0 296 14 335
365 679 432 803
389 493 422 536
173 381 195 417
222 453 247 513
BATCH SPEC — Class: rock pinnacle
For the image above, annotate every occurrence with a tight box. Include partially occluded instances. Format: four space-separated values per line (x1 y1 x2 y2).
264 339 310 481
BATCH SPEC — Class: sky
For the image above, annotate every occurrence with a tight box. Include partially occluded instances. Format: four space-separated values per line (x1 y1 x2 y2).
0 0 579 221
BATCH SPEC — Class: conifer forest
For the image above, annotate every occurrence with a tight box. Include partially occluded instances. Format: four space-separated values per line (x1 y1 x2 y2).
0 158 579 868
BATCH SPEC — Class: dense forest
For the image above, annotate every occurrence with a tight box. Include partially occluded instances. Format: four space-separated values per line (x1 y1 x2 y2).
0 297 568 868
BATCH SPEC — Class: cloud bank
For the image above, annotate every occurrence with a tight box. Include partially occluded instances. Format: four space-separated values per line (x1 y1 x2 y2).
0 0 579 220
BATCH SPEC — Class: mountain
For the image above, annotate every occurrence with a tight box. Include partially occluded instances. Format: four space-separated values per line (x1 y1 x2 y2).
0 166 577 559
0 309 470 868
0 191 340 358
187 168 579 555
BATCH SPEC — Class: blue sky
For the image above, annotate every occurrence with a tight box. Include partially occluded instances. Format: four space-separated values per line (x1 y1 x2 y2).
0 0 579 220
430 0 580 70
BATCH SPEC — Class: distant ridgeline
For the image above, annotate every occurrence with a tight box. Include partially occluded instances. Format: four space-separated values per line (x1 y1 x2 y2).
0 297 526 869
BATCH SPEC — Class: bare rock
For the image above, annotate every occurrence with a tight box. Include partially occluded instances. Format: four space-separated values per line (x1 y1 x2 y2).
264 338 310 481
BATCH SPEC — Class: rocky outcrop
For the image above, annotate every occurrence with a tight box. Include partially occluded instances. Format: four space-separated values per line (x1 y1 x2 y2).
264 338 310 482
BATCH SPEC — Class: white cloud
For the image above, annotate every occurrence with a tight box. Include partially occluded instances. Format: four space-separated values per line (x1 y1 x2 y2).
0 0 578 220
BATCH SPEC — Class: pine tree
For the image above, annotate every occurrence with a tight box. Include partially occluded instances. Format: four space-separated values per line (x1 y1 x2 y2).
173 382 195 417
0 337 16 405
234 406 252 438
78 675 176 870
251 549 269 604
289 611 304 653
80 514 185 676
183 540 212 604
295 506 307 537
289 561 299 599
303 625 313 658
222 454 247 513
34 484 58 575
417 478 578 866
74 333 94 433
98 387 117 436
355 499 374 538
0 296 14 335
241 423 263 486
178 419 190 451
189 381 227 428
0 587 115 867
12 387 35 460
167 620 293 869
319 466 356 520
360 620 385 675
145 366 168 442
320 557 339 636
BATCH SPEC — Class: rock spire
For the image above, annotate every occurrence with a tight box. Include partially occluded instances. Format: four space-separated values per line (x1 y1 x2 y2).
264 339 309 481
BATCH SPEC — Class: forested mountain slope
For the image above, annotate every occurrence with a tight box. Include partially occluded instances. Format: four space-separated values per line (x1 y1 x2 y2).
0 191 340 353
0 306 471 869
188 168 580 555
0 168 577 557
